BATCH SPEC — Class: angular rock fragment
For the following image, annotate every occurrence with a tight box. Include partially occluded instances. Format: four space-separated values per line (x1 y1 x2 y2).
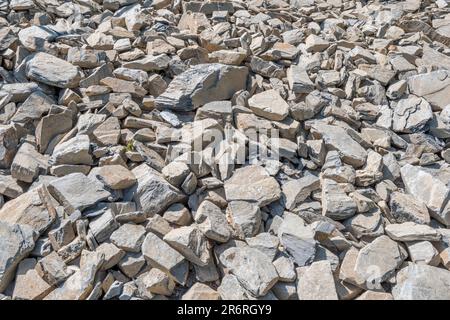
219 246 279 297
141 232 189 285
48 173 111 214
224 165 281 207
0 222 35 292
155 64 248 111
26 52 82 88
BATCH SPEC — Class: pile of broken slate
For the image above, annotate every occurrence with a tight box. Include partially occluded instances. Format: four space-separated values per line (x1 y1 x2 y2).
1 0 450 300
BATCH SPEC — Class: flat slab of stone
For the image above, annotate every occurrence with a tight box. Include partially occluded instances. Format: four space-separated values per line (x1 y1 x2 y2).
224 165 281 207
219 246 279 297
124 164 186 216
47 173 111 214
26 52 82 88
155 63 248 111
0 222 35 292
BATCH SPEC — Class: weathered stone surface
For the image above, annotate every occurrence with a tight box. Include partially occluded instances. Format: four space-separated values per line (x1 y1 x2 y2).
124 164 186 216
322 179 357 220
400 164 450 226
142 232 189 285
392 96 433 133
0 222 35 292
310 123 367 167
224 165 281 207
408 70 450 110
155 64 248 111
227 201 261 239
12 258 53 300
385 223 441 242
0 125 18 169
182 282 221 300
247 89 289 121
163 226 211 266
355 235 407 285
48 173 111 214
287 64 315 94
89 165 136 189
0 185 56 235
393 264 450 300
218 274 255 300
26 52 82 88
195 200 231 243
44 250 104 300
297 261 338 300
389 192 430 224
282 175 320 211
278 213 317 266
110 223 146 253
219 246 279 297
51 135 92 166
141 268 175 296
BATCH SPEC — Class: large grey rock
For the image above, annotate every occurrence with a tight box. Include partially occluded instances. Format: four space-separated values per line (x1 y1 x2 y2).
218 274 255 300
0 185 56 236
0 222 35 292
247 89 289 121
141 232 189 285
408 70 450 110
219 246 279 297
400 164 450 226
385 222 441 242
393 264 450 300
0 125 18 169
110 223 146 253
282 175 320 211
18 25 58 51
51 135 92 166
195 200 231 243
47 173 111 214
322 179 357 220
310 123 367 167
163 226 211 266
278 213 317 266
392 96 433 133
155 63 248 111
44 250 104 300
224 165 281 207
11 142 48 183
124 164 186 216
287 64 315 94
227 201 261 239
389 192 430 224
297 261 338 300
26 52 82 88
355 235 407 286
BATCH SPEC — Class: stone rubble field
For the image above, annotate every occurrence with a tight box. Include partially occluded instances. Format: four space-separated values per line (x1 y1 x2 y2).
1 0 450 300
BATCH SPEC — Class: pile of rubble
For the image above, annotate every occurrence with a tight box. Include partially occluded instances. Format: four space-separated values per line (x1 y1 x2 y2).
1 0 450 300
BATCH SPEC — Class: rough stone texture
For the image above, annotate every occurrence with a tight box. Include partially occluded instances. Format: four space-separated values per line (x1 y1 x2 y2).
0 222 35 292
355 235 407 286
400 164 450 226
297 261 338 300
124 164 185 216
0 184 56 235
26 52 82 88
155 63 248 111
219 246 279 297
224 165 281 207
141 232 189 285
48 173 111 214
393 264 450 300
